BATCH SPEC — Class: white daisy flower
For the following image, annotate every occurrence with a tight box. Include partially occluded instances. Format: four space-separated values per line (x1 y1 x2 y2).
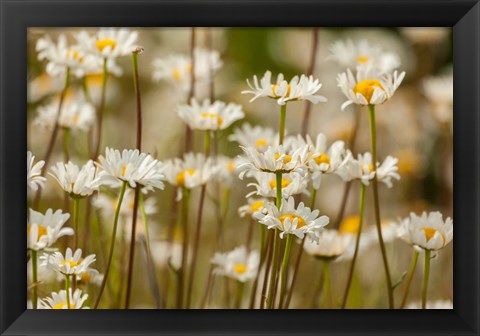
177 99 245 131
242 70 328 105
96 148 166 190
328 39 401 73
254 196 329 242
41 248 96 276
75 28 138 59
397 212 453 251
337 65 405 110
285 134 351 189
337 152 400 187
405 299 453 309
27 208 73 251
304 229 352 259
361 219 398 247
38 288 89 309
228 123 280 152
212 155 240 186
163 153 214 200
49 160 102 198
152 48 222 92
27 151 46 191
211 246 259 282
237 144 311 179
35 99 96 132
422 72 453 124
245 172 308 199
36 34 98 78
238 198 269 218
28 72 64 103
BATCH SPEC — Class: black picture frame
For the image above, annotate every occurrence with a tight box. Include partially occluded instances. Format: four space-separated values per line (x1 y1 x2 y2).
1 0 479 335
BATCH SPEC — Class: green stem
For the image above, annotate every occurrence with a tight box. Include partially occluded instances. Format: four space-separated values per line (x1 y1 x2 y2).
310 188 317 209
204 131 211 156
92 58 108 159
235 281 245 309
322 261 332 308
341 184 366 309
31 250 38 309
177 188 191 308
267 229 280 309
63 128 70 162
279 104 287 144
400 250 420 309
421 250 431 309
65 275 71 309
73 198 80 250
139 193 152 259
279 234 293 308
368 104 394 309
94 181 128 309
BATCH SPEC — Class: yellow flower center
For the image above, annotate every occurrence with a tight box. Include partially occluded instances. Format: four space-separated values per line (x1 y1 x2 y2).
61 260 78 268
171 64 191 81
274 153 292 164
279 214 306 229
361 163 374 173
339 215 361 234
313 153 331 167
67 49 84 62
176 169 196 187
255 139 268 149
52 302 75 309
269 178 291 189
271 83 291 97
121 165 127 177
80 272 91 283
72 114 79 126
353 79 384 102
200 112 223 126
96 39 117 52
27 224 47 241
421 227 445 244
225 161 235 173
357 56 369 63
250 201 265 212
234 264 248 274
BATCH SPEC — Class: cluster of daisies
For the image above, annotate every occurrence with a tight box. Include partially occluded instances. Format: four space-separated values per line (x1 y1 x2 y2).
27 28 453 310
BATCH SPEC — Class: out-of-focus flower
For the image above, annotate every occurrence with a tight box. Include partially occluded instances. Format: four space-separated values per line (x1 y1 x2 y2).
245 172 308 199
93 189 157 219
49 160 102 198
151 240 184 271
228 123 279 152
397 211 453 251
238 198 269 218
337 65 405 110
27 151 46 191
38 289 89 309
35 99 96 132
422 72 453 124
211 246 259 282
41 248 96 276
304 229 352 259
77 267 103 286
328 39 401 73
97 148 166 190
27 208 72 251
177 99 244 131
242 70 327 105
28 72 63 102
212 155 240 186
405 299 453 309
254 196 329 242
75 28 138 59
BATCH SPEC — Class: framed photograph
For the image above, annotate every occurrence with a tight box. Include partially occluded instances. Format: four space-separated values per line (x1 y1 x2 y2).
1 0 479 335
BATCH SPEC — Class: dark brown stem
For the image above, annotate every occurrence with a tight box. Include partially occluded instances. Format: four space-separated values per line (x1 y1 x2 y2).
124 187 140 309
184 27 196 152
260 230 274 309
301 28 319 136
283 237 306 309
92 58 108 160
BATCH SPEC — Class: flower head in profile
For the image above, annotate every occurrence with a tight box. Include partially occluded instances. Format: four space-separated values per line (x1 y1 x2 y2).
337 65 405 110
304 229 352 260
75 28 138 59
163 153 214 199
397 211 453 251
337 152 400 187
245 172 308 199
27 151 46 191
238 198 269 218
237 144 311 178
152 48 222 92
328 39 401 73
41 248 96 276
211 246 259 282
254 196 329 242
96 148 166 190
242 70 327 105
49 160 102 198
27 208 73 251
35 99 95 132
177 99 244 131
38 288 89 309
285 134 351 189
228 123 280 152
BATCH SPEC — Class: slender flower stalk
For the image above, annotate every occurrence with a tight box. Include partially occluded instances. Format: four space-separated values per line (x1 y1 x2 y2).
278 234 293 308
33 67 71 209
72 198 80 250
125 47 144 309
260 230 274 309
301 28 319 136
92 58 108 160
235 281 245 309
249 225 267 308
421 250 431 309
368 104 394 309
177 188 191 308
341 184 366 308
31 250 38 309
322 260 332 308
94 181 128 308
184 27 196 152
65 275 71 309
63 128 70 161
400 250 420 308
